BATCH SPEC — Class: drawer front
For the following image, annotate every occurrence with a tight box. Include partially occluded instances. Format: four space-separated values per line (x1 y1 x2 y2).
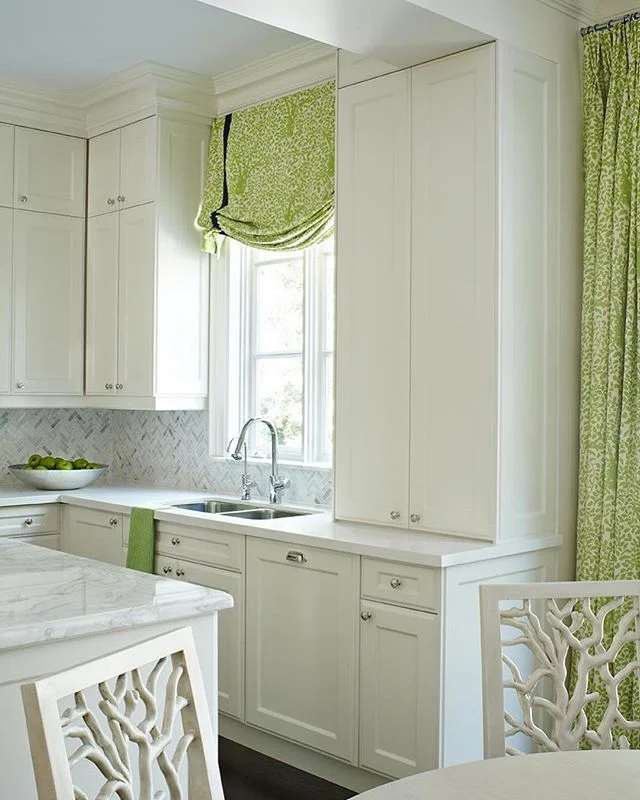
16 533 60 550
361 557 440 612
0 505 59 537
155 523 244 572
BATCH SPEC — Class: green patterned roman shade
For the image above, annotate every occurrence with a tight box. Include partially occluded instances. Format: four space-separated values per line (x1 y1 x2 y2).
198 80 335 253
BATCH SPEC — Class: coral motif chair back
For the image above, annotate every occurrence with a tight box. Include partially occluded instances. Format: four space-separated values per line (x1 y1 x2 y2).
20 627 223 799
480 581 640 758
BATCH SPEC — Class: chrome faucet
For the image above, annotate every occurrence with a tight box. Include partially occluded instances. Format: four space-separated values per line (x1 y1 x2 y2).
230 417 290 504
227 439 257 500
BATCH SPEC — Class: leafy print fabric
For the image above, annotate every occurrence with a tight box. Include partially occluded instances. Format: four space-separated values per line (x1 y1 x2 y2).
198 81 335 252
577 22 640 743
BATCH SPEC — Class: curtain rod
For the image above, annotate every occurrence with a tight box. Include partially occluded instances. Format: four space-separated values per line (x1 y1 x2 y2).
581 10 640 36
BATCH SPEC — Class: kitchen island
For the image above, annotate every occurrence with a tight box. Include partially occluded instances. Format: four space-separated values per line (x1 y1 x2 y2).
0 538 233 797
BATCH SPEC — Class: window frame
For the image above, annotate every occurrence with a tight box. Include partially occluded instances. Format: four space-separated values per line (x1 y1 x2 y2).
208 237 334 467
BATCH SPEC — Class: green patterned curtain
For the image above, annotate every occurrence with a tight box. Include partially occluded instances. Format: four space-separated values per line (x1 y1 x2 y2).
577 22 640 742
197 81 335 253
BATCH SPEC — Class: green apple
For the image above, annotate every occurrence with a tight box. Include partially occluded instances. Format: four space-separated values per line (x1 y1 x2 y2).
73 458 88 470
23 465 34 471
40 456 55 469
57 460 73 470
27 454 41 467
34 465 47 471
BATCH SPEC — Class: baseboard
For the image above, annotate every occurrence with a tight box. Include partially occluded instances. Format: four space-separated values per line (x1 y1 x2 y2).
219 715 389 794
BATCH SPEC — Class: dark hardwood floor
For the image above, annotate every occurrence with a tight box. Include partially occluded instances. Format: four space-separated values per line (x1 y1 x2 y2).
219 738 357 800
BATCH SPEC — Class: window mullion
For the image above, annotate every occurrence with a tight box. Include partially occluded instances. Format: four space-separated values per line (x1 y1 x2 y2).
306 248 322 464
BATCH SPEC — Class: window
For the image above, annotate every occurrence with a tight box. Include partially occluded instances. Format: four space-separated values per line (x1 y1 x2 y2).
210 237 334 465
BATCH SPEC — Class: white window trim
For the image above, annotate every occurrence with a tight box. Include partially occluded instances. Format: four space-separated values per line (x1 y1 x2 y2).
208 238 334 467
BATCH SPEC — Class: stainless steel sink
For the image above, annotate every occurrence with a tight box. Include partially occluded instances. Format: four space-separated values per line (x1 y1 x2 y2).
220 508 310 520
172 500 254 514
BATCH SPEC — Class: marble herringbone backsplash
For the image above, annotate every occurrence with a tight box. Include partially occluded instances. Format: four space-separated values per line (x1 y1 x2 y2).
0 409 332 506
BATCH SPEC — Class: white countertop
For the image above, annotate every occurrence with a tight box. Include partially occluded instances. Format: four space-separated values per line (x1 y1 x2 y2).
0 538 233 651
0 481 561 568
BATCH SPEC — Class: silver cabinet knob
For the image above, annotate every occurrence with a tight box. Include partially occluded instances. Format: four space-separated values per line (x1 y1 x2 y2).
390 578 402 589
24 518 33 526
16 382 25 390
105 383 114 390
176 568 185 577
107 198 115 205
410 513 421 523
390 510 401 521
360 611 372 621
163 565 172 574
116 383 123 390
117 195 125 202
109 517 118 526
171 537 180 546
286 551 306 564
18 195 27 203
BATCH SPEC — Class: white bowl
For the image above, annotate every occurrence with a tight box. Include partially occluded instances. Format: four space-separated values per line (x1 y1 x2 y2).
8 464 108 491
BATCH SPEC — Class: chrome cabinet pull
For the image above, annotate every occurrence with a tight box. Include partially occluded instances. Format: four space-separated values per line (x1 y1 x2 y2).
16 382 25 390
390 578 402 589
390 510 401 521
360 611 372 621
176 568 185 577
117 195 125 202
116 383 123 390
24 518 33 526
163 565 172 574
410 513 421 523
171 537 180 546
105 383 114 390
107 198 115 205
18 195 27 203
109 517 118 526
286 551 306 564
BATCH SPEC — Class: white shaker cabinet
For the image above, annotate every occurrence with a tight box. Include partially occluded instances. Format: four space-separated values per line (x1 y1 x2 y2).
85 117 209 409
0 208 11 394
60 506 124 566
14 127 86 217
335 43 559 544
0 123 14 208
88 118 156 217
245 537 359 762
334 69 412 529
12 211 84 394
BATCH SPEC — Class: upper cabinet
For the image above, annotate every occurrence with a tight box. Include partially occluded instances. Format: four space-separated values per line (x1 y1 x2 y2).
14 128 86 217
85 116 210 410
0 124 14 208
88 118 156 217
335 43 559 544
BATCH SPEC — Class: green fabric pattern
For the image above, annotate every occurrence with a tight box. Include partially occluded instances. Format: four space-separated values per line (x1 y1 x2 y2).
197 81 335 253
577 22 640 745
126 507 155 574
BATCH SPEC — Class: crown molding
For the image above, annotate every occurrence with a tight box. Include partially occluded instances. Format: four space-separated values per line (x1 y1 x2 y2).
0 80 85 136
213 41 336 116
535 0 599 23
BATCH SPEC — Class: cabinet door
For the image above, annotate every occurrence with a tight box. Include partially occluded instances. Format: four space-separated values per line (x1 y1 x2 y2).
409 46 497 539
0 123 14 208
14 128 86 217
174 560 245 720
88 130 120 217
334 70 412 527
119 117 156 210
86 213 119 395
12 211 84 394
246 538 358 761
60 506 123 565
117 203 155 396
359 601 439 778
0 207 11 393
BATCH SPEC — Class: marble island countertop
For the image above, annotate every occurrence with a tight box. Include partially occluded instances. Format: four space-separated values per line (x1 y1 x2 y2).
0 481 562 568
0 538 233 651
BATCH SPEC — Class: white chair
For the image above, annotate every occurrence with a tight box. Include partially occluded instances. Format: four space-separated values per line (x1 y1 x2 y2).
479 580 640 758
21 627 224 799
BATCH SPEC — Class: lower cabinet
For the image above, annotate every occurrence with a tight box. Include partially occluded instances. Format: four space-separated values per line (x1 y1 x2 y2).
60 506 124 565
155 554 244 720
0 504 60 551
245 537 359 762
359 600 439 778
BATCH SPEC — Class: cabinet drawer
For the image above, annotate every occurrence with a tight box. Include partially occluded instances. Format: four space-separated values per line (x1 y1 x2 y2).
361 557 440 612
155 523 244 572
0 505 59 536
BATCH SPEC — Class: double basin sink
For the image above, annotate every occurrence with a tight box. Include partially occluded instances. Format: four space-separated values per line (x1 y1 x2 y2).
172 500 311 521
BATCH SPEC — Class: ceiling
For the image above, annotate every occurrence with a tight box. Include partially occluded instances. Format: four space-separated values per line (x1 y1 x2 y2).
0 0 307 91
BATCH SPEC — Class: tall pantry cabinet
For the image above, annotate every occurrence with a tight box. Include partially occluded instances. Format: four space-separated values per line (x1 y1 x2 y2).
0 123 86 399
85 116 210 408
335 43 559 544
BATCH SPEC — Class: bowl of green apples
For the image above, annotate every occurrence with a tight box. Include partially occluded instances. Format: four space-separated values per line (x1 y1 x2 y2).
9 454 108 490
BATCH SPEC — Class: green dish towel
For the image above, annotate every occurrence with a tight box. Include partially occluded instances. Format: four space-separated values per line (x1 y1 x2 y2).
126 507 155 573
